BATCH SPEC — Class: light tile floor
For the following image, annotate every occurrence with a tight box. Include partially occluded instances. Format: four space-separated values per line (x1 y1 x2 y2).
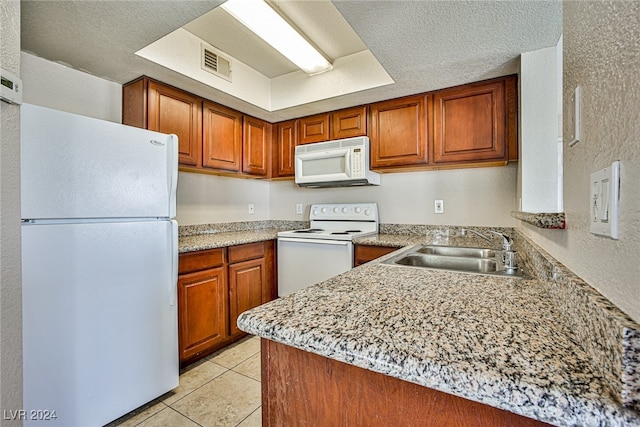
108 336 262 427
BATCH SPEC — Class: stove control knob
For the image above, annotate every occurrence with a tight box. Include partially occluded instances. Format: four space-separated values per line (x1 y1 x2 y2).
365 209 372 216
342 207 348 213
333 207 339 213
355 207 362 214
321 207 328 214
312 208 318 216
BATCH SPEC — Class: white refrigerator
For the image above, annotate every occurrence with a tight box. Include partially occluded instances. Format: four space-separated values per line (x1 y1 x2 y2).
21 104 179 426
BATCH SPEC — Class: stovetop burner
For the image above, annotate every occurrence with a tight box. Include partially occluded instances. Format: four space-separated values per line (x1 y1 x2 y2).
330 230 362 235
277 203 379 241
293 228 324 233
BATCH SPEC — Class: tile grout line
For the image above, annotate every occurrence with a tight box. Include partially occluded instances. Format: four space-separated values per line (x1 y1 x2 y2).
234 406 261 427
163 405 206 427
164 364 231 407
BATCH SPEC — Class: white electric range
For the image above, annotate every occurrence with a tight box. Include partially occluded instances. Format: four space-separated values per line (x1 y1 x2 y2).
277 203 379 296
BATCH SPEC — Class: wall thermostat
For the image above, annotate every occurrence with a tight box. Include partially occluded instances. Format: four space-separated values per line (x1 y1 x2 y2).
1 68 23 105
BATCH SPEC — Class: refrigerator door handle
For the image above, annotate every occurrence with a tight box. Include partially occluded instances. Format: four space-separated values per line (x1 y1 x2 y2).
167 134 178 219
170 220 178 306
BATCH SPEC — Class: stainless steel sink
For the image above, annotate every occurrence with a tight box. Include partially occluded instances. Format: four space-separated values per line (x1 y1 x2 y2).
394 253 498 273
415 245 496 259
382 244 525 278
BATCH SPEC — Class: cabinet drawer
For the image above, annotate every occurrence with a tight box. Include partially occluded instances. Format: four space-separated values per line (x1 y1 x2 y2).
179 248 225 274
228 242 266 264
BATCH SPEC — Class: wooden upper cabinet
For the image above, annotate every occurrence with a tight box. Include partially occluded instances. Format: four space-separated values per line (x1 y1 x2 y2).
330 106 367 140
504 75 519 161
242 116 271 176
369 95 431 169
123 78 202 167
273 120 297 177
202 100 243 172
298 113 330 145
433 77 516 164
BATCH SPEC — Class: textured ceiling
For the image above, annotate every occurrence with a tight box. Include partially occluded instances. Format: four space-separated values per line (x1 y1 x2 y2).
20 0 562 122
184 1 367 78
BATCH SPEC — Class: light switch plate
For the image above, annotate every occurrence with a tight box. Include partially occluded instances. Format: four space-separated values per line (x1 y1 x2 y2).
568 86 581 147
590 160 620 239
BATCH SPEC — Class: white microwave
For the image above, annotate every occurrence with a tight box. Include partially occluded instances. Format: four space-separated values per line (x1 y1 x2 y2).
294 136 381 188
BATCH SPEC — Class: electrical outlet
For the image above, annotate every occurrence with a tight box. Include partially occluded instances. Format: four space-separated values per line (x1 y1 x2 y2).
434 200 444 214
248 203 255 214
296 203 303 214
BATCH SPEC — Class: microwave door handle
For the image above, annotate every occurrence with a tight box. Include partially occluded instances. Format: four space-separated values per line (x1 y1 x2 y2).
344 149 351 177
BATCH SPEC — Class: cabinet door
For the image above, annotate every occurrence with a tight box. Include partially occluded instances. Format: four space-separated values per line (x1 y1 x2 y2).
243 116 271 176
147 80 202 167
263 240 277 303
274 120 297 177
178 267 227 362
229 258 266 337
298 113 330 145
433 79 507 164
354 245 398 267
331 106 367 140
370 95 430 169
202 101 243 172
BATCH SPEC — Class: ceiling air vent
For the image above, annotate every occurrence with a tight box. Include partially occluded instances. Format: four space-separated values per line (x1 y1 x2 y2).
201 45 232 82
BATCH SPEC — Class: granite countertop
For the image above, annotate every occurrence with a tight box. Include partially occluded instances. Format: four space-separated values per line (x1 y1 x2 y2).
238 233 640 426
179 229 279 253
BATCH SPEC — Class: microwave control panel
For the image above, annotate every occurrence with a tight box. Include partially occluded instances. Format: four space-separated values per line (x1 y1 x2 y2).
351 147 364 178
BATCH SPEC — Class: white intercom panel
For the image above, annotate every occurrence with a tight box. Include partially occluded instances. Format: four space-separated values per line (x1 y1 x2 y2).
590 160 620 239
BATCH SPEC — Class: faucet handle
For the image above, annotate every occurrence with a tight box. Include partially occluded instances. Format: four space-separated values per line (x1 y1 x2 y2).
487 231 512 250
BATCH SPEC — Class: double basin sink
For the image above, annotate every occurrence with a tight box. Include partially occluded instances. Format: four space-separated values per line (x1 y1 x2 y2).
382 244 525 278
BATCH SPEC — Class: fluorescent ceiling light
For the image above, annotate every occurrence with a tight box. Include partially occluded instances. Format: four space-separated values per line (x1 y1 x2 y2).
221 0 333 75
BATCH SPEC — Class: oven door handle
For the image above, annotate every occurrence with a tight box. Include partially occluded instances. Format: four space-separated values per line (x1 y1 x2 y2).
278 237 352 246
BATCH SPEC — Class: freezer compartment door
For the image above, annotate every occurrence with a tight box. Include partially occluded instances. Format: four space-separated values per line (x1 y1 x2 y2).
20 103 177 220
22 220 178 427
277 237 353 297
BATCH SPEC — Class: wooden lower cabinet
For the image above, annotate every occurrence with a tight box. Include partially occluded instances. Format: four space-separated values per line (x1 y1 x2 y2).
178 241 276 365
177 248 227 363
353 244 398 266
261 339 551 427
178 266 227 362
228 241 276 338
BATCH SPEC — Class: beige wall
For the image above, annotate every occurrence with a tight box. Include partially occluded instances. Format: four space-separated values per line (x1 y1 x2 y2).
519 1 640 323
269 165 518 226
1 0 23 424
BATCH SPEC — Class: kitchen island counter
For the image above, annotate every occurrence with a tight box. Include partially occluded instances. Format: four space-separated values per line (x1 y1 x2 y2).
238 233 640 426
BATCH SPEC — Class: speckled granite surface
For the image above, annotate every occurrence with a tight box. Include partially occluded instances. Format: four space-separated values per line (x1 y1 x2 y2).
515 233 640 411
178 220 306 253
238 229 640 426
511 211 566 229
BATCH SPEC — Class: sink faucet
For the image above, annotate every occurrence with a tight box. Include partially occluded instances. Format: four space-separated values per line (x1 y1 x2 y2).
460 229 518 273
